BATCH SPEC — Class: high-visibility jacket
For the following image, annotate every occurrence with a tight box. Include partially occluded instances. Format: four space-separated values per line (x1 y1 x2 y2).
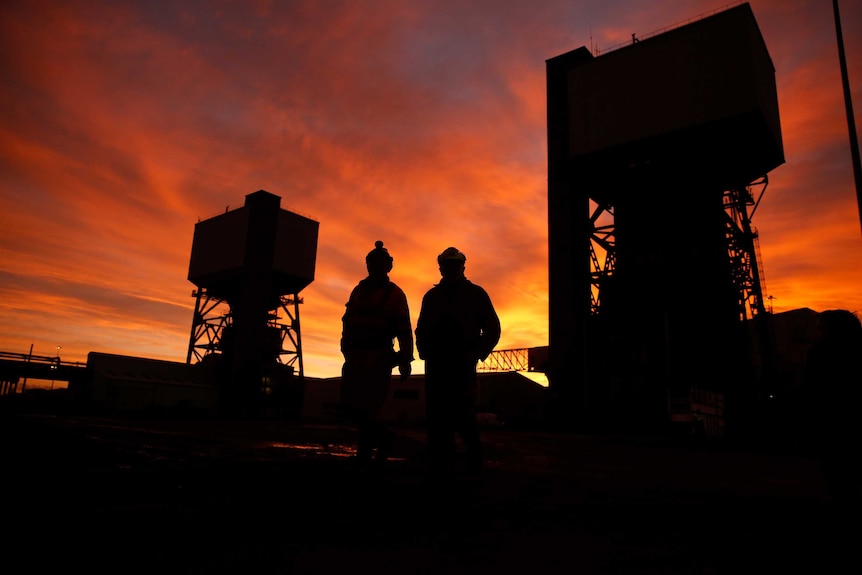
341 275 413 360
340 275 414 414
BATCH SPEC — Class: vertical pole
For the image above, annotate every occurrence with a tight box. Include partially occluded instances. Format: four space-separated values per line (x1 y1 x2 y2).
21 343 33 393
833 0 862 238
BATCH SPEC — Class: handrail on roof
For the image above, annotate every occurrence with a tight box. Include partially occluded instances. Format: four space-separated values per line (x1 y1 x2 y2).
593 1 746 56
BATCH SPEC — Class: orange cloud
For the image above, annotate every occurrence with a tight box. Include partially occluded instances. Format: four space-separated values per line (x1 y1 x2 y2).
1 0 861 378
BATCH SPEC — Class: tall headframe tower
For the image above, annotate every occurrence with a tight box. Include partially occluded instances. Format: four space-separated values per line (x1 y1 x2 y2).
546 3 784 434
186 190 319 416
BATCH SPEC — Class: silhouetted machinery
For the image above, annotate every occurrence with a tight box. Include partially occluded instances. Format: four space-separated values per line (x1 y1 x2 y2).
186 190 318 416
546 3 783 435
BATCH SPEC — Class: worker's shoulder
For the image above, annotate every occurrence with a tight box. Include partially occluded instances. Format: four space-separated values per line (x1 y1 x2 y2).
389 281 409 298
464 279 493 297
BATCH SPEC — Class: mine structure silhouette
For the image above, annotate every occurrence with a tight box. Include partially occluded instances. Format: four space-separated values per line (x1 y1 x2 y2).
186 190 319 417
546 2 784 436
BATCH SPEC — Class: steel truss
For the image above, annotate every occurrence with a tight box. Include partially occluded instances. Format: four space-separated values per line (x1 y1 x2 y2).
186 289 231 364
587 178 768 322
276 294 304 377
589 200 616 315
186 288 305 378
722 176 769 321
478 348 529 372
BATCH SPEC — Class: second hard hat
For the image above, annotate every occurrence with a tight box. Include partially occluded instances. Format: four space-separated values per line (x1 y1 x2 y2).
437 246 466 264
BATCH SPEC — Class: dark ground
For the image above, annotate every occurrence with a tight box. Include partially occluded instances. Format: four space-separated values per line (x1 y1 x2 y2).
1 404 855 574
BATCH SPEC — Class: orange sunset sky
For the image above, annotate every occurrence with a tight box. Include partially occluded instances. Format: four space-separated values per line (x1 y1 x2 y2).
1 0 861 381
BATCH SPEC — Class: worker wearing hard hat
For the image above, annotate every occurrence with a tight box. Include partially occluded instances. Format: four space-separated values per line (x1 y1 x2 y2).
415 246 501 478
340 240 414 469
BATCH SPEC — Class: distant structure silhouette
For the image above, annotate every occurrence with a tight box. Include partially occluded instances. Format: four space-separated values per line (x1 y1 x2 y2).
546 3 784 436
478 346 548 374
186 190 319 417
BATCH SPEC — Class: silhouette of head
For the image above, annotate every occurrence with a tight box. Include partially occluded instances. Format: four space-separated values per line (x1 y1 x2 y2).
366 240 393 276
437 246 466 279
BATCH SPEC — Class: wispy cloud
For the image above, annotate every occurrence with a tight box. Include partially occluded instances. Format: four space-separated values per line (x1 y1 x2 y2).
1 0 860 375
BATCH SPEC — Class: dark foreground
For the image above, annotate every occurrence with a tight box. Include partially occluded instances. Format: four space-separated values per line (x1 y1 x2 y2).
1 409 854 574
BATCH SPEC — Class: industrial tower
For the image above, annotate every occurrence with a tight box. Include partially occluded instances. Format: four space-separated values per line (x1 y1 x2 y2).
546 3 784 435
186 190 319 416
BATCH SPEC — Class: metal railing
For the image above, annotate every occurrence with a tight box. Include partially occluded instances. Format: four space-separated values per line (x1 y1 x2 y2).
0 351 84 368
593 1 745 56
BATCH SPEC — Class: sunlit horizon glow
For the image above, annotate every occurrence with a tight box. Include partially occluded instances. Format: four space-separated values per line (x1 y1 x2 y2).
2 0 861 379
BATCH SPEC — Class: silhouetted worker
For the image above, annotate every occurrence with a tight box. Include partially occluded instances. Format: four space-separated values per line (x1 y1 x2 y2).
415 246 501 478
340 241 414 469
803 308 862 504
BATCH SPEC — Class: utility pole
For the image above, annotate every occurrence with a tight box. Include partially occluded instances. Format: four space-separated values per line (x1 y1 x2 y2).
21 343 33 393
833 0 862 239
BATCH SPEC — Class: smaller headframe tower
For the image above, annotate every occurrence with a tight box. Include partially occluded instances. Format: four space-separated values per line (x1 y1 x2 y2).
186 190 318 416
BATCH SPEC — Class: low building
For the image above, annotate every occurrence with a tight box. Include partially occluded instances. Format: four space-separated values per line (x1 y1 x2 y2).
83 352 219 416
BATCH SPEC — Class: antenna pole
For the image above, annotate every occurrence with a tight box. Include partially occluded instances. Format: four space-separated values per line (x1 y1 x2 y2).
833 0 862 239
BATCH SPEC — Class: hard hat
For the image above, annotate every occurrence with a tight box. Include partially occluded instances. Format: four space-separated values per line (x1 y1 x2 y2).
366 240 393 264
437 246 466 264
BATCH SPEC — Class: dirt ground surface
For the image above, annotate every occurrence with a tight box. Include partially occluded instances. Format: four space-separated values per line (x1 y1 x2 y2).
1 408 855 574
